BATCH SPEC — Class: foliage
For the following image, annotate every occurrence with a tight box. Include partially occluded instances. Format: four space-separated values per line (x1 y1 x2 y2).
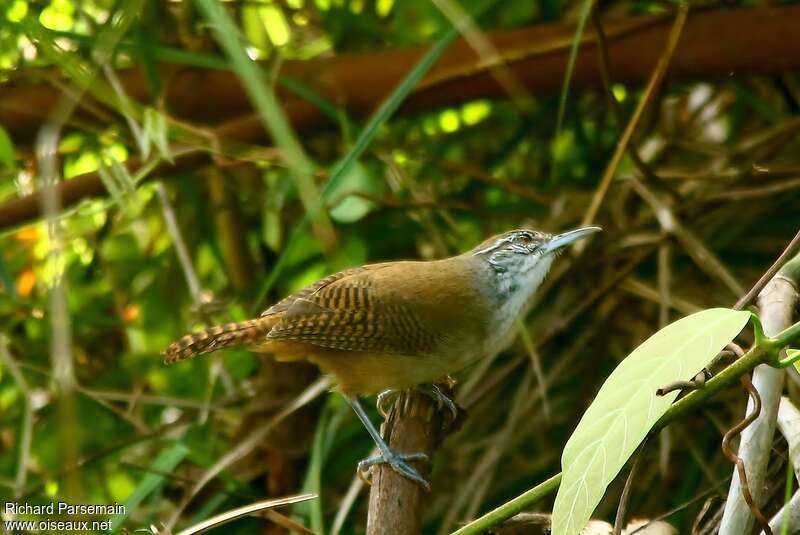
552 309 751 534
1 0 800 534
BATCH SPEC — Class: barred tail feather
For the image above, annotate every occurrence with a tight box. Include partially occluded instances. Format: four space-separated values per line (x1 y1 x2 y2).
164 318 274 364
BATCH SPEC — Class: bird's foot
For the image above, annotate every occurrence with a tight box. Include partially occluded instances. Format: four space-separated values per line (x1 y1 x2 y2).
376 388 400 419
376 383 459 424
358 449 430 490
418 383 459 423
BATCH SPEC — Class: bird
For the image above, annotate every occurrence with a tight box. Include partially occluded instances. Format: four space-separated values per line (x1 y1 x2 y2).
164 226 601 488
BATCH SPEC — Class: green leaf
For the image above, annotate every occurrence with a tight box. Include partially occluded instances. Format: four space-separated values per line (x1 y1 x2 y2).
110 442 190 531
143 107 172 162
0 125 16 170
551 308 750 535
327 162 381 223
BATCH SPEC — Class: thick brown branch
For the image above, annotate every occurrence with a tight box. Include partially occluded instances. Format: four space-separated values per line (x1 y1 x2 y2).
2 5 800 230
3 5 800 144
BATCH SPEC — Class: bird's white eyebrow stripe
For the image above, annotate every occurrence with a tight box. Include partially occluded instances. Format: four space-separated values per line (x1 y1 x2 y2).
473 235 514 256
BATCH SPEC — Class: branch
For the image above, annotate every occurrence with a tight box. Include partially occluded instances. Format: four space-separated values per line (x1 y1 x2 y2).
719 256 800 534
4 6 800 230
763 397 800 534
4 6 800 145
366 387 454 535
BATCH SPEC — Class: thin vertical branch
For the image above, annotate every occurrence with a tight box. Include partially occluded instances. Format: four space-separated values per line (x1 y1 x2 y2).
206 167 257 292
764 397 800 534
612 441 646 535
776 397 800 482
719 253 800 534
0 336 33 498
156 182 204 305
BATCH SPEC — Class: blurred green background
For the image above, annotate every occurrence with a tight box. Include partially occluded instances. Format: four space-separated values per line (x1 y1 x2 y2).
1 0 800 533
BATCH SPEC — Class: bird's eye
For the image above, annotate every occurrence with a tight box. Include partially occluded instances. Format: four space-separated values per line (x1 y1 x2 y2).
516 233 532 245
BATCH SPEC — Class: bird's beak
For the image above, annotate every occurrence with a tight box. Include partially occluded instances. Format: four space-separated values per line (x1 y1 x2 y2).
544 226 602 253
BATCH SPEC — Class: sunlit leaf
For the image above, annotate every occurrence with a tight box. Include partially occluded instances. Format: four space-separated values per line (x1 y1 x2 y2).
143 107 171 162
551 308 750 535
327 162 380 223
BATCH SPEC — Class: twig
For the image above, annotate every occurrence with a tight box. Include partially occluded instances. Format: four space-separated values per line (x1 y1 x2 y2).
163 376 332 532
174 494 316 535
733 229 800 310
156 183 204 305
19 418 192 500
628 477 732 535
592 9 676 197
330 474 366 535
206 167 258 291
629 178 745 296
612 440 646 535
580 3 688 230
445 368 536 529
436 159 550 204
691 497 717 535
429 0 533 113
706 177 800 201
720 374 773 535
0 336 34 498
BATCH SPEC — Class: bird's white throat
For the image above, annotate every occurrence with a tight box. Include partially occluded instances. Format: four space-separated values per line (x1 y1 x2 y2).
484 254 554 353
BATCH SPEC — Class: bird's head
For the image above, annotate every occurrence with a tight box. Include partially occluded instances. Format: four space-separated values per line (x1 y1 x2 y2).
471 226 602 278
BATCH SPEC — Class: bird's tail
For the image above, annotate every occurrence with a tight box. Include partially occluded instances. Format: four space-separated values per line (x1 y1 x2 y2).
164 317 275 364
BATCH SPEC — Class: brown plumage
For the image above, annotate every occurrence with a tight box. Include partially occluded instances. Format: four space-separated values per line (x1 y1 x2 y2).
164 227 601 397
164 317 278 364
165 258 495 395
164 227 600 488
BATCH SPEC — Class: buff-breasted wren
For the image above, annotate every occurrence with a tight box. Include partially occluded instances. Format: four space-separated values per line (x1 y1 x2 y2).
164 226 601 488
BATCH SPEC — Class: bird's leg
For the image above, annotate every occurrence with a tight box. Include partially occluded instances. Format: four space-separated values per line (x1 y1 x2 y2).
376 383 458 423
346 397 430 490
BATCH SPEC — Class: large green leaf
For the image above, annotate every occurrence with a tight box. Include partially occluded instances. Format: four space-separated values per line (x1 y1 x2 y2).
551 308 750 535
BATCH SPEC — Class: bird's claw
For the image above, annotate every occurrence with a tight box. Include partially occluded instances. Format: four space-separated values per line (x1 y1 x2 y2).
419 384 459 423
358 450 431 490
376 389 399 419
376 384 459 424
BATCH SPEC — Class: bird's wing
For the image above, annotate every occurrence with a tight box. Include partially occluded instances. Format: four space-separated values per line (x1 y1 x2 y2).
260 265 376 317
265 264 439 355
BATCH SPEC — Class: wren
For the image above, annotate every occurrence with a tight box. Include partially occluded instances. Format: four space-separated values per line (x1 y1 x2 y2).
165 226 601 487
